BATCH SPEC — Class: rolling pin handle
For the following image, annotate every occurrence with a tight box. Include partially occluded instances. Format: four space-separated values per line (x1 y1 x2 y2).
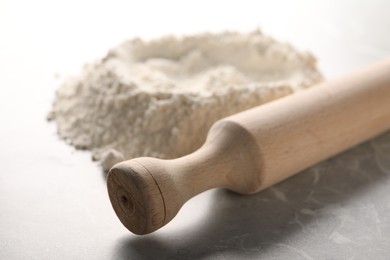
107 119 262 234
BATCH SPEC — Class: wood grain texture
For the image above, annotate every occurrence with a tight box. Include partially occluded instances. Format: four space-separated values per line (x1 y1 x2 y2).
107 58 390 234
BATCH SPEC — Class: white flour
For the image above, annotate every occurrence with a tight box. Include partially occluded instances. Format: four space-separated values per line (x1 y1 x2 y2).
49 30 323 171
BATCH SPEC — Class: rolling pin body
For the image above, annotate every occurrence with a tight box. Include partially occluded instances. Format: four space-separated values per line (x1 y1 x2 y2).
107 59 390 234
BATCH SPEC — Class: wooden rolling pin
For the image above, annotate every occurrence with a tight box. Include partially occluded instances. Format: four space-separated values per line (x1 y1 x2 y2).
107 59 390 235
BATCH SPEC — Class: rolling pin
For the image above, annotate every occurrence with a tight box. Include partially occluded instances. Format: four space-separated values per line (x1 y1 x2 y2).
107 59 390 235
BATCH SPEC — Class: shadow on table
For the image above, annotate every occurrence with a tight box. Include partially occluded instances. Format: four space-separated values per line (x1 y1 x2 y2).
113 132 390 259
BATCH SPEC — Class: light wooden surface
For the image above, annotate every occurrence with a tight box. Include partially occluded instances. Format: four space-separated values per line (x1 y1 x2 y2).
108 59 390 234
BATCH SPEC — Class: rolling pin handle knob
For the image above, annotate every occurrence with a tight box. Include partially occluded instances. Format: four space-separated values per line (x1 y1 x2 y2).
107 160 171 234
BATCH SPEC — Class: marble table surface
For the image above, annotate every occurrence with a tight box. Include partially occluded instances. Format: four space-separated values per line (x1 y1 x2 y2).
1 0 389 259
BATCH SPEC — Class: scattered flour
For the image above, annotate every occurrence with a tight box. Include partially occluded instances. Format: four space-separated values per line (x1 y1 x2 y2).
49 30 323 171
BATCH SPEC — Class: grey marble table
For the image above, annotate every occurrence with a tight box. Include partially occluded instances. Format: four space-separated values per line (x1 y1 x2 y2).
0 0 389 259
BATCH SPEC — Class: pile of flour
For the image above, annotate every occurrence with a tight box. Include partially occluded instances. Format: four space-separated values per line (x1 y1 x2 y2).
49 30 323 171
